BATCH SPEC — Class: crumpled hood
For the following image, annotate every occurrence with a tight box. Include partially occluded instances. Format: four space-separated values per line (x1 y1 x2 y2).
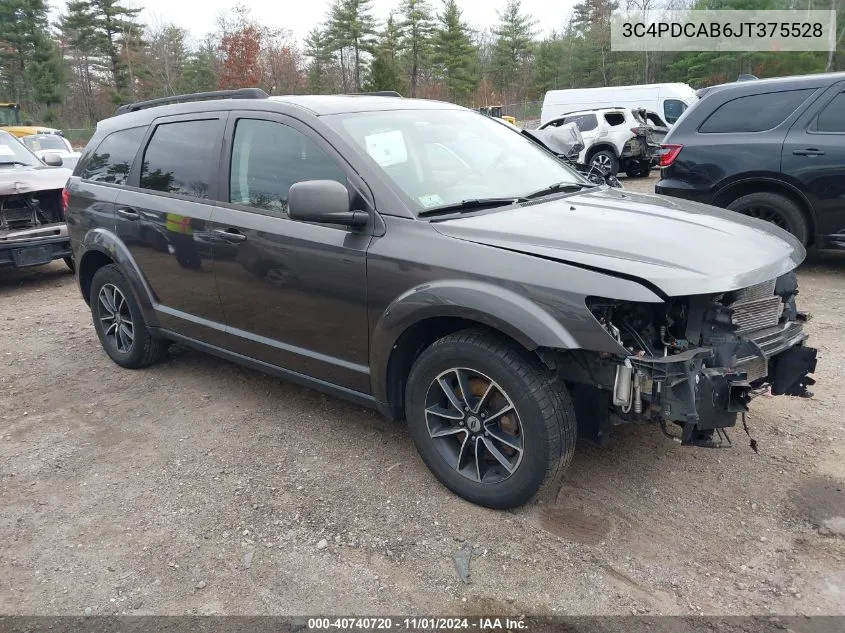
0 165 72 196
432 187 806 297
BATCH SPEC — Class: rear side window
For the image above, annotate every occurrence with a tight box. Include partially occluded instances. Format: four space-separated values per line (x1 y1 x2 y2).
815 91 845 133
663 99 688 124
80 126 146 185
604 112 625 126
563 114 598 132
140 119 221 199
699 89 815 133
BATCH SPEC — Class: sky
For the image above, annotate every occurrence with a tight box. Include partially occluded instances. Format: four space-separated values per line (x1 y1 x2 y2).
48 0 578 47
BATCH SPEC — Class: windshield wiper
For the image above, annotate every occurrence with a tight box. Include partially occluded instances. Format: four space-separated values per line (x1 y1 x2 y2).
522 181 595 200
0 160 31 167
418 197 523 217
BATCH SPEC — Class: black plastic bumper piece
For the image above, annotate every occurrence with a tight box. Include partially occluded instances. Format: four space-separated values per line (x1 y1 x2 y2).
770 345 817 397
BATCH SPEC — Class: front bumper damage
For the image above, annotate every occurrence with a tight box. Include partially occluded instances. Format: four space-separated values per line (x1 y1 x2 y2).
579 273 818 448
627 335 817 446
0 223 71 268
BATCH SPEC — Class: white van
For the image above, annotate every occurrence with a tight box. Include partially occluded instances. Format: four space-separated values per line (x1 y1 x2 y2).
540 83 698 127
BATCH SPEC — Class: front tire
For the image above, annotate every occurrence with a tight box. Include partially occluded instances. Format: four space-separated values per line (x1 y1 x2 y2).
405 329 576 509
89 264 168 369
727 192 809 245
63 256 75 273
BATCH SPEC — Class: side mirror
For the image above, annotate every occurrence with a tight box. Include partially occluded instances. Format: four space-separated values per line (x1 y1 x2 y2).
288 180 368 228
42 153 63 167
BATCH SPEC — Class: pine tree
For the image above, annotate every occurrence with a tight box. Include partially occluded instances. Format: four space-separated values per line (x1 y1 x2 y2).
431 0 476 103
0 0 66 107
305 28 335 94
398 0 435 97
326 0 377 92
491 0 536 100
60 0 143 102
366 13 404 93
182 38 218 94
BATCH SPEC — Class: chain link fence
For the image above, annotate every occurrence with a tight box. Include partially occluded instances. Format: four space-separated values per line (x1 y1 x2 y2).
502 101 542 128
62 128 96 148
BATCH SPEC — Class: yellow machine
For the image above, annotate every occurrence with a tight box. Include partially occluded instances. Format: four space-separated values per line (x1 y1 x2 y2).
0 102 62 137
478 105 517 126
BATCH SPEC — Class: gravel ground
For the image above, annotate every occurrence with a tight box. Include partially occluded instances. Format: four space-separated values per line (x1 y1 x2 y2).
2 173 844 616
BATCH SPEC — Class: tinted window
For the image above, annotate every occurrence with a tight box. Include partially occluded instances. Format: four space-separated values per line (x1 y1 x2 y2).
563 114 598 132
140 120 220 199
816 91 845 133
230 119 346 215
699 89 814 133
663 99 688 124
81 127 146 185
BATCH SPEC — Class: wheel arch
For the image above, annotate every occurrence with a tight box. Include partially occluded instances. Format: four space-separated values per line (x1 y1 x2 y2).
370 281 580 419
712 178 815 244
586 142 619 159
78 229 159 326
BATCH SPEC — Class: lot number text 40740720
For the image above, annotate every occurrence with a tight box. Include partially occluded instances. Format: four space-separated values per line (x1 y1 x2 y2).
306 617 528 631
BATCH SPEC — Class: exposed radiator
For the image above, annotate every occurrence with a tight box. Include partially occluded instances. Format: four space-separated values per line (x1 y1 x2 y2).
732 279 777 303
727 280 783 335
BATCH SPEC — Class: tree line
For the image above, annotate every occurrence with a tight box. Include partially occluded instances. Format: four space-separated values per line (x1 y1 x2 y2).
1 0 843 130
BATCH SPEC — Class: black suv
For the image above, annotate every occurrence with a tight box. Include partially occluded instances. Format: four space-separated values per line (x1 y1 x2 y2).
656 72 845 248
66 89 817 509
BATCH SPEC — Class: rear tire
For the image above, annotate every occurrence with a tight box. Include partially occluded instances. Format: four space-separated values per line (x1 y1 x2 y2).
404 329 576 509
625 162 650 178
588 150 619 177
727 192 809 245
89 264 168 369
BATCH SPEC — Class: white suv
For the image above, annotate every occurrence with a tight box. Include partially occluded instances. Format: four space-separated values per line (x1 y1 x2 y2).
537 107 657 178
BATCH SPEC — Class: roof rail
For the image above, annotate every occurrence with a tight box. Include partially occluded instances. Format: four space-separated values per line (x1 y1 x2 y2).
347 91 403 97
115 88 269 116
559 106 631 115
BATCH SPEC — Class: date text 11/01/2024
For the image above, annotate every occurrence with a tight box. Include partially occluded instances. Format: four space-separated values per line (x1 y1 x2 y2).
306 617 528 631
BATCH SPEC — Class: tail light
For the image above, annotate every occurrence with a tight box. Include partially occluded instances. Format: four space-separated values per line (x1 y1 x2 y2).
61 185 70 216
659 144 684 168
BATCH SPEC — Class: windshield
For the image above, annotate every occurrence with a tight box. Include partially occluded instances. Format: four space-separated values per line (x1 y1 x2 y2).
326 108 589 213
22 135 68 152
0 106 19 127
0 131 41 167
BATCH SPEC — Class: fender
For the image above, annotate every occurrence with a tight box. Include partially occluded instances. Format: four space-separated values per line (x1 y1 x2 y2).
370 279 586 404
712 173 814 212
80 228 160 327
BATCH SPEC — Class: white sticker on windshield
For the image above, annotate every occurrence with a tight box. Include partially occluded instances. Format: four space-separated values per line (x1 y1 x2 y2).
365 130 407 167
418 194 444 208
0 144 15 156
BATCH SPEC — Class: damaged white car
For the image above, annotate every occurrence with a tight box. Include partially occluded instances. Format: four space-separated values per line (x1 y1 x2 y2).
0 130 73 272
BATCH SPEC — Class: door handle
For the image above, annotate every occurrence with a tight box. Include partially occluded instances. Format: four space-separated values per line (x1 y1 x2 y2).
214 228 247 243
793 148 825 156
116 207 140 220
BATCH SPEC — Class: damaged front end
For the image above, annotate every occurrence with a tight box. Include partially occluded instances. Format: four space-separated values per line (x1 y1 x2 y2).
566 273 816 448
0 169 72 269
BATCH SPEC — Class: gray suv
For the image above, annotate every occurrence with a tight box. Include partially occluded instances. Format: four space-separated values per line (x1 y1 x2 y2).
66 89 817 509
